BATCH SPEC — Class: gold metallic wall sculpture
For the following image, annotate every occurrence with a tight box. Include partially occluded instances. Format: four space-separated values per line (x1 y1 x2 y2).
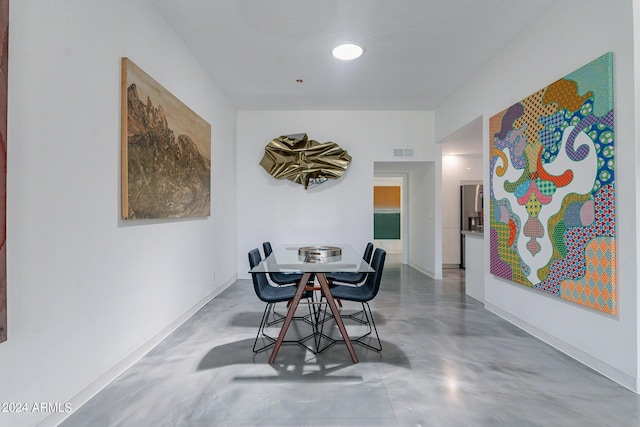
260 133 352 189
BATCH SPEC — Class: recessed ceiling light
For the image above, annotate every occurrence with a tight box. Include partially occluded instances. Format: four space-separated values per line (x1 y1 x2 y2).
332 43 363 60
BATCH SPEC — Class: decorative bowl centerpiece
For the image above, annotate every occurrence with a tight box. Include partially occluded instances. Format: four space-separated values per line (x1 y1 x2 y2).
298 246 342 263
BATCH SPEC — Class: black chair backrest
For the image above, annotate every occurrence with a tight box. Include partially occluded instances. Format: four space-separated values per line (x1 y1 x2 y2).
363 242 374 263
248 248 270 301
263 241 273 257
362 248 386 301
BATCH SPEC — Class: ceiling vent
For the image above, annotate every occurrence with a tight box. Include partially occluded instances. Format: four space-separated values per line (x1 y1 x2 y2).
394 148 414 157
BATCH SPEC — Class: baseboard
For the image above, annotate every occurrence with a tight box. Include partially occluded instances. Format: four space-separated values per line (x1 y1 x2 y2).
484 301 638 393
442 263 460 269
40 275 237 427
408 262 436 279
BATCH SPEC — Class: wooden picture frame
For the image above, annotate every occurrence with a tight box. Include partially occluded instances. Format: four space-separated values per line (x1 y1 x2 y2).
0 0 8 343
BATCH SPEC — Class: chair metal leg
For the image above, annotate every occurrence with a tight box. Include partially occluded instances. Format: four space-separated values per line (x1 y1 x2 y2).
254 297 319 355
354 301 382 352
311 296 337 353
319 301 382 352
253 302 276 353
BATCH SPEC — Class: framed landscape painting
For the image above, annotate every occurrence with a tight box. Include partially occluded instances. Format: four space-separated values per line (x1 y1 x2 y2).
489 53 616 315
121 58 211 219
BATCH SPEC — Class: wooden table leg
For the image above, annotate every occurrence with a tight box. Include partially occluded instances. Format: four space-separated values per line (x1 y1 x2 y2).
315 273 359 363
268 272 312 364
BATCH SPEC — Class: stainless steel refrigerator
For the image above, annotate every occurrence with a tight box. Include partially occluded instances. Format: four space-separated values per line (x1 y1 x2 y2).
460 184 483 268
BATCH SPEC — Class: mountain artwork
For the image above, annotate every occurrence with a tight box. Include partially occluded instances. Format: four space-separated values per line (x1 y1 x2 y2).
121 58 211 219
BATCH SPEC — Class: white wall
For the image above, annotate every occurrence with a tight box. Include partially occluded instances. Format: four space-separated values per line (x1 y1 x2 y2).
407 161 440 278
464 233 484 302
2 1 238 426
633 0 640 384
236 111 436 278
436 0 638 390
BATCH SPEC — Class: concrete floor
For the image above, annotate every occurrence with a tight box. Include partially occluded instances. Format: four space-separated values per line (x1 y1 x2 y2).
61 256 640 426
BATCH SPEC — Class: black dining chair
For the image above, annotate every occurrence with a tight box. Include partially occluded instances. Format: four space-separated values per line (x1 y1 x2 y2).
328 248 386 351
326 242 374 285
262 241 304 286
248 248 314 353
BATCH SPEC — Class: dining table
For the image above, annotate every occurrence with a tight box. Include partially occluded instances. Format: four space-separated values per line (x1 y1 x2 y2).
249 244 375 364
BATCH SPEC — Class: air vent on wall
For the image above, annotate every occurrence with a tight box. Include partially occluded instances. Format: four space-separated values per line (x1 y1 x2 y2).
393 148 414 157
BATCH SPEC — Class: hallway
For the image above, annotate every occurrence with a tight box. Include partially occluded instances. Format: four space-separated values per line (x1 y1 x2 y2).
61 258 640 426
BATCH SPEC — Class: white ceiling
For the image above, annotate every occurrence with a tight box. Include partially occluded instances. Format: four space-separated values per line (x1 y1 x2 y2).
151 0 557 111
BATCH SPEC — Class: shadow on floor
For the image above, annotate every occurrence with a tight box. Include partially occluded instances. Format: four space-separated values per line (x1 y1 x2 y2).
196 336 411 374
229 310 389 328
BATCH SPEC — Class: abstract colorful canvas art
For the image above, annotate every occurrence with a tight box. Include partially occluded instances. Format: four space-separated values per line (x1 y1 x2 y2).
489 52 616 314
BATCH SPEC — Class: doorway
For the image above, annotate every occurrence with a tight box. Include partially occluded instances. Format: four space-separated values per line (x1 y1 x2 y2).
374 161 438 278
439 117 483 269
373 175 405 258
